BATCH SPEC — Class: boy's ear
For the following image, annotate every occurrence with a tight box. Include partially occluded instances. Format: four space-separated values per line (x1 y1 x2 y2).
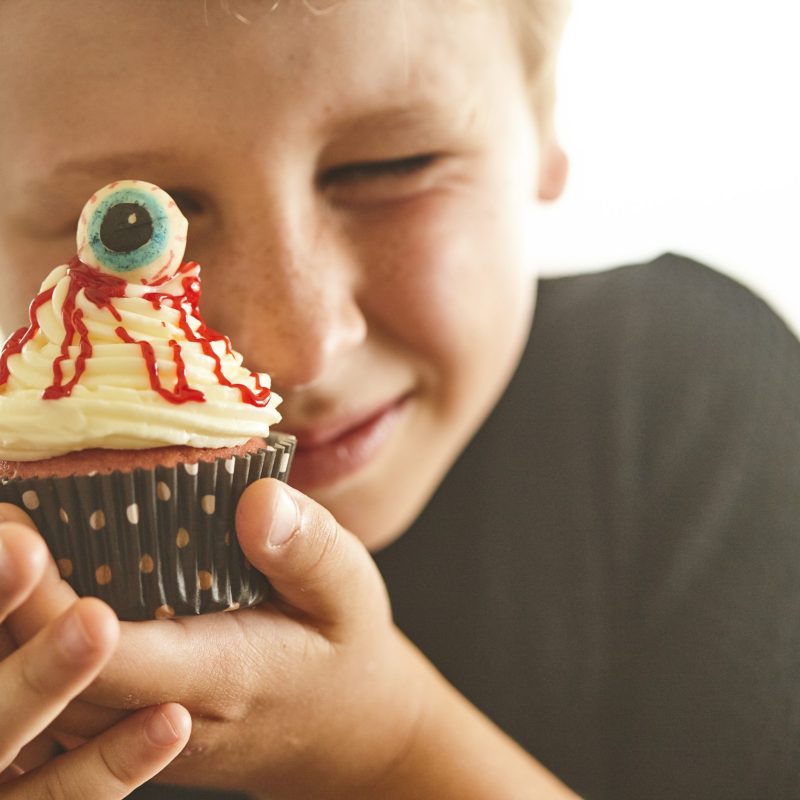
537 141 569 202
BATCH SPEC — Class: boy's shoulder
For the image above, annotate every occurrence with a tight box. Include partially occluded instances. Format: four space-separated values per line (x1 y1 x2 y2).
517 253 800 506
532 252 799 390
537 251 789 341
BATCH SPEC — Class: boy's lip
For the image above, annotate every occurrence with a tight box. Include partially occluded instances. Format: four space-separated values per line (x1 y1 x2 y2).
282 392 412 490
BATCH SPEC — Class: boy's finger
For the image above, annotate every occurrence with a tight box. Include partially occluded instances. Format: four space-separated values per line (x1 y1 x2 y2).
0 597 118 772
3 518 81 647
63 610 248 709
0 502 37 529
236 479 390 631
0 523 50 626
50 699 126 741
0 506 80 650
9 703 191 799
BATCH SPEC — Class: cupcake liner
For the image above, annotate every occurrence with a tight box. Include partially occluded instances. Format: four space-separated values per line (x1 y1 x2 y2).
0 433 295 621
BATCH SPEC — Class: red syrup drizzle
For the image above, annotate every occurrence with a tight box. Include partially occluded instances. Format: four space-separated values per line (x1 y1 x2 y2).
0 256 271 408
0 286 56 387
142 262 271 406
114 327 204 404
0 256 127 398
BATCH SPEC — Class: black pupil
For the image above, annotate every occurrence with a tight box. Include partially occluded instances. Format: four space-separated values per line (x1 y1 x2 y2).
99 203 154 253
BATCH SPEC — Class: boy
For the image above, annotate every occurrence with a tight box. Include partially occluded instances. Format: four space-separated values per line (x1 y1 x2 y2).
1 1 798 798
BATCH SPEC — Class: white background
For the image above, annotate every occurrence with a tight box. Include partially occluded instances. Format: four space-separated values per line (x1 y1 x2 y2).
536 0 800 334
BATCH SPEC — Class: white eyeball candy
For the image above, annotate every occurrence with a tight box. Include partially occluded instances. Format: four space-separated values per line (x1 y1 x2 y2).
76 180 188 283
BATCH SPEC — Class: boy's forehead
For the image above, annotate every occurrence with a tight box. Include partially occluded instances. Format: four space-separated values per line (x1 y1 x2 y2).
0 0 502 104
0 0 511 190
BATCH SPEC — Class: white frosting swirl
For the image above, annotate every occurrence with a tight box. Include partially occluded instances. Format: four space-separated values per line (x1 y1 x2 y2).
0 262 281 460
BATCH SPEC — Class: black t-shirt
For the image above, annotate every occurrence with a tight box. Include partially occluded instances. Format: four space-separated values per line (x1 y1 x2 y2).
135 254 800 799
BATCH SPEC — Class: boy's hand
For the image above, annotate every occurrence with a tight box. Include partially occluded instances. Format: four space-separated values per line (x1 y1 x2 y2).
2 484 431 798
0 517 192 798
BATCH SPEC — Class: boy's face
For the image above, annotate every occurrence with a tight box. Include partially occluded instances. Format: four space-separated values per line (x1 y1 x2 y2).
0 0 561 549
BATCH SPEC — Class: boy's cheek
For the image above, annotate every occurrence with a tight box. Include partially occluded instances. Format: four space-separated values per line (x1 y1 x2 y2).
357 192 531 356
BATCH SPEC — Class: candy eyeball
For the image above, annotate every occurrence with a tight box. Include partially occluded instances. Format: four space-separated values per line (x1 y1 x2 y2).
76 180 188 283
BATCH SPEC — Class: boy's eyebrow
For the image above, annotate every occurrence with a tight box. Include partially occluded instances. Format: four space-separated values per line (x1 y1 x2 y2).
37 151 176 184
329 106 434 134
325 102 477 139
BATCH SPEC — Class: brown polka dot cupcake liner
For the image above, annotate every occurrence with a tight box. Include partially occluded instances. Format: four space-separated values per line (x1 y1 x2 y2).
0 433 295 621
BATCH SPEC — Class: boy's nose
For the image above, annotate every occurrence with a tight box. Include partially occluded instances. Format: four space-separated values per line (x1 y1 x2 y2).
199 216 367 392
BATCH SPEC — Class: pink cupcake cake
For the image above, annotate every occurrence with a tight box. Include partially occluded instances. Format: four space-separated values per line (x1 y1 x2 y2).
0 180 294 620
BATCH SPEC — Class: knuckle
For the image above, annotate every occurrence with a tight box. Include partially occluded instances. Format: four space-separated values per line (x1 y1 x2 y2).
19 654 52 698
208 658 251 722
303 508 344 583
36 764 71 800
96 735 137 792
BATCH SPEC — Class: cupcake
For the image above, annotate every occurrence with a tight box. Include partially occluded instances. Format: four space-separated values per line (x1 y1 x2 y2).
0 180 295 620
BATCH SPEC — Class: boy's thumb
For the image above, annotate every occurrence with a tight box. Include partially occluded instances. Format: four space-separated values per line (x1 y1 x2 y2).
235 479 389 631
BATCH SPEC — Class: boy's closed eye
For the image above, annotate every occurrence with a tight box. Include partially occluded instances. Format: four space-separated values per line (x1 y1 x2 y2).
319 153 448 207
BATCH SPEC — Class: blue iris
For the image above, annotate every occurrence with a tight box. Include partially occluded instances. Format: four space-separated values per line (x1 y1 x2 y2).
87 187 170 273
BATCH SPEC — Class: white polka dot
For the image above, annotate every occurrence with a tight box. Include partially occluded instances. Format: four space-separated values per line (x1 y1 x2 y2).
59 507 69 524
183 462 199 476
224 457 236 475
22 490 40 510
89 510 106 530
200 495 216 515
156 481 171 502
126 503 139 525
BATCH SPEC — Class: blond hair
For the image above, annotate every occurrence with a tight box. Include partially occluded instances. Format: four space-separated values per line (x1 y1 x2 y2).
502 0 571 134
218 0 571 131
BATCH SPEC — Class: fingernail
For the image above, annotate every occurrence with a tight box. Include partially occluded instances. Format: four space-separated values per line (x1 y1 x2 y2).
58 608 94 657
144 708 180 747
269 485 298 547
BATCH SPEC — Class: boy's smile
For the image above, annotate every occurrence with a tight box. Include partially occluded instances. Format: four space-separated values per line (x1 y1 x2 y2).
0 0 564 549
